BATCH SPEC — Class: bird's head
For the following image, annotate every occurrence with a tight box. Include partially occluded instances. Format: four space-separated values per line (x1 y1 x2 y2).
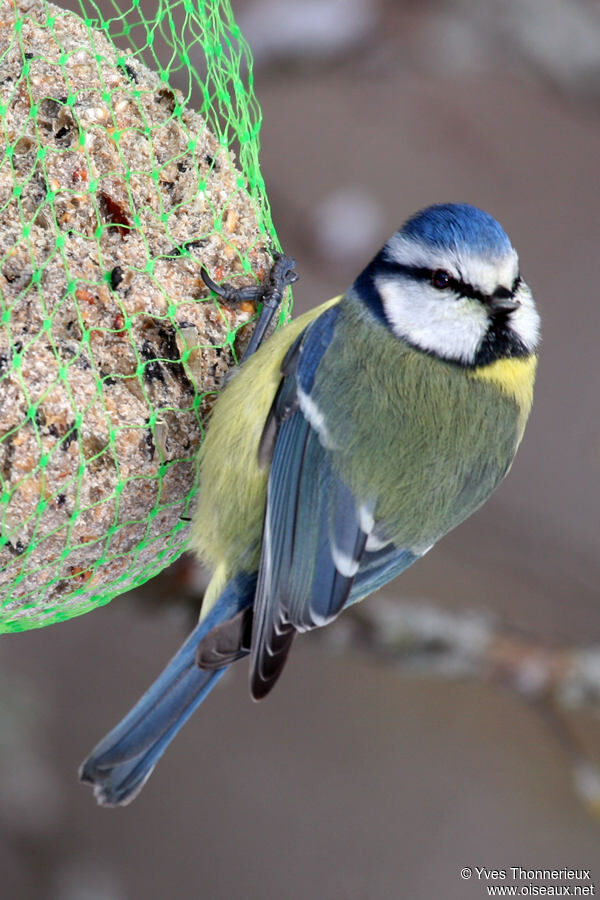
353 203 540 367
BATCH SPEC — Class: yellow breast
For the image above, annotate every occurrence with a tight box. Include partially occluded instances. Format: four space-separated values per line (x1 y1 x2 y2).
469 355 538 436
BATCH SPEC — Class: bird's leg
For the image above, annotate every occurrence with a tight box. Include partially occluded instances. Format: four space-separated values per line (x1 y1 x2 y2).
201 253 298 361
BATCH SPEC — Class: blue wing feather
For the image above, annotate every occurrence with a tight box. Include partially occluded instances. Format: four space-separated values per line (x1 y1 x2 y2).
349 544 421 605
294 305 339 393
249 307 370 698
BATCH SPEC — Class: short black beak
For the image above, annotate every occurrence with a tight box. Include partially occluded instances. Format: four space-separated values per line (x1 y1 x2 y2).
486 287 521 315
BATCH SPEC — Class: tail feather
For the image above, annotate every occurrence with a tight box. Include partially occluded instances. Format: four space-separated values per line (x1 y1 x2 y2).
79 573 256 806
80 664 227 806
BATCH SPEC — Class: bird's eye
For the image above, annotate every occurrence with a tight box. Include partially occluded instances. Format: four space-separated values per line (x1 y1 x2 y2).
431 269 451 290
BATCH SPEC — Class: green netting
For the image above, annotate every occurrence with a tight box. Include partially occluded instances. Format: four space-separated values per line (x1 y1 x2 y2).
0 0 289 632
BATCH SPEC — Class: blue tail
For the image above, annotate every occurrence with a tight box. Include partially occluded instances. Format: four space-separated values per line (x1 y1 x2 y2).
79 574 256 806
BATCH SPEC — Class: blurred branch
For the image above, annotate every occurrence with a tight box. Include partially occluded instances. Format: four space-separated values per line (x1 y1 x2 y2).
331 597 598 709
140 558 600 814
329 597 600 815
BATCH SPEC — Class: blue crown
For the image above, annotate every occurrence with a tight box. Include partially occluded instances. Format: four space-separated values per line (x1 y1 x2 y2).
401 203 513 258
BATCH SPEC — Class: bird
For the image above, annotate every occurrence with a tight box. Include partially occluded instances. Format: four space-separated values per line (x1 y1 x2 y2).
79 202 540 805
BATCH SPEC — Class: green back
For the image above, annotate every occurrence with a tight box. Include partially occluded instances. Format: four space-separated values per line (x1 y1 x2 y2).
313 296 522 551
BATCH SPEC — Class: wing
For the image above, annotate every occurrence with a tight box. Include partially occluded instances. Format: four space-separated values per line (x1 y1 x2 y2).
350 542 421 605
249 306 372 699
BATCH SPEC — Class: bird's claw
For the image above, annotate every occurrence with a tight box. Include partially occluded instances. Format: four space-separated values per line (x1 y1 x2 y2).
202 253 298 360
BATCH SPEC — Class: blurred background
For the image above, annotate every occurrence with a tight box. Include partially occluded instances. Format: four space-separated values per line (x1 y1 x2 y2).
1 0 600 897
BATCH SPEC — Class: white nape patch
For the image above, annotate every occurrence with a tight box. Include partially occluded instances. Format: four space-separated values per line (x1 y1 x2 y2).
377 273 489 365
298 388 337 448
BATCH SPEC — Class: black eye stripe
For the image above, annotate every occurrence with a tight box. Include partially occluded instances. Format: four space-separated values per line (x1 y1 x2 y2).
381 261 484 301
380 260 519 305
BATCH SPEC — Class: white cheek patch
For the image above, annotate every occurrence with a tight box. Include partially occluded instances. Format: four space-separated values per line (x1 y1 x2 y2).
511 282 541 352
376 274 489 364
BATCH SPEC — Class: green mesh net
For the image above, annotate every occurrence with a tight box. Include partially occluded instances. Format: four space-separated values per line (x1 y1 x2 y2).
0 0 288 632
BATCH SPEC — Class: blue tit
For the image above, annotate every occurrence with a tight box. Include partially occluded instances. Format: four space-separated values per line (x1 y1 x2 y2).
80 202 540 805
